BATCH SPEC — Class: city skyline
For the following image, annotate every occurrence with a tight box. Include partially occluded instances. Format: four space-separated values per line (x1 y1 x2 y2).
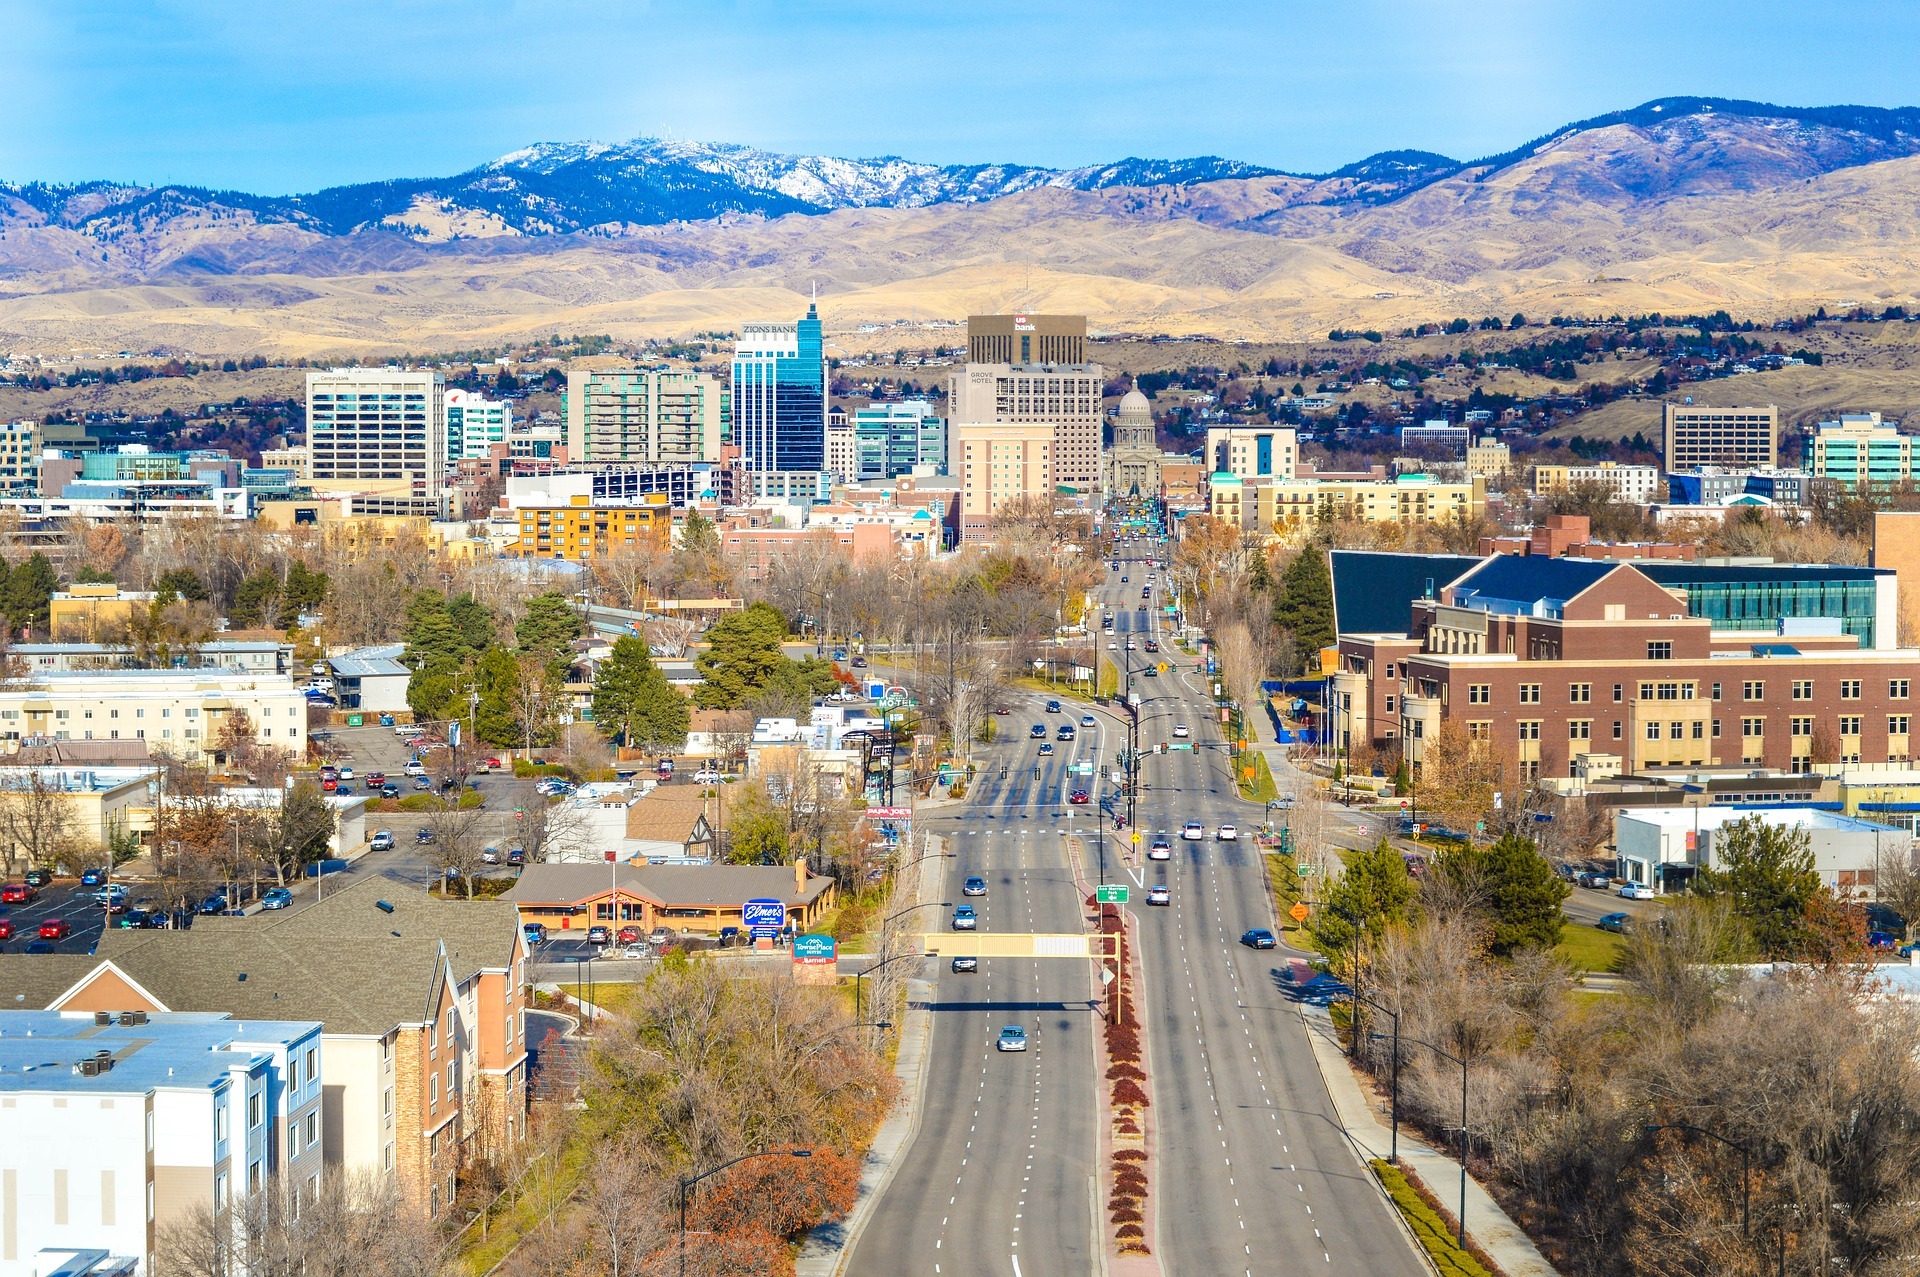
8 1 1920 191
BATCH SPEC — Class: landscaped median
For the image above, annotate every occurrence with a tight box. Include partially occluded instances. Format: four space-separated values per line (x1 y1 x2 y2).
1090 895 1156 1261
1370 1159 1502 1277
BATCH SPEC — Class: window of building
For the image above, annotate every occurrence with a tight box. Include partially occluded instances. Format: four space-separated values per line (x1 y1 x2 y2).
1712 682 1722 701
289 1119 300 1160
1384 696 1395 713
1742 718 1765 737
1793 681 1813 701
1892 716 1911 736
1569 683 1591 703
430 1076 438 1113
306 1112 319 1149
1647 641 1673 660
1894 680 1911 700
1691 720 1705 739
1840 716 1862 735
1669 721 1685 739
1517 684 1540 704
1467 721 1490 741
1570 720 1591 740
1613 684 1624 703
1467 684 1490 705
1743 681 1764 701
1645 721 1662 741
1791 717 1813 736
1613 721 1623 739
1518 721 1540 741
1841 680 1862 700
1713 719 1722 738
249 1093 263 1129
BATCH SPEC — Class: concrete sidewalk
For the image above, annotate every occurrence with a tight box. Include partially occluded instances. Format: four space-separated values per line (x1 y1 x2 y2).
1298 1002 1559 1277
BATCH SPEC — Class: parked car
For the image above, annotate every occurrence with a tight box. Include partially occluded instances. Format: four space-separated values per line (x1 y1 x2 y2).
952 955 979 973
411 776 432 791
1577 871 1612 889
523 923 547 946
115 910 156 929
370 830 394 852
0 919 13 941
951 905 978 931
963 876 988 897
22 868 51 887
80 868 106 886
585 926 611 946
996 1026 1028 1052
693 768 722 785
37 919 70 940
1868 930 1899 951
1147 885 1170 906
480 847 501 865
1617 883 1656 901
616 926 644 946
718 926 742 947
197 894 229 915
381 783 400 799
261 888 293 910
1597 913 1630 934
1 883 36 904
23 939 55 955
649 927 672 946
415 827 434 843
1241 928 1277 949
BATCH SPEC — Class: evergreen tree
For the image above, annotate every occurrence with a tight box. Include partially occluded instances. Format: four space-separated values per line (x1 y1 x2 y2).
282 562 329 621
1274 543 1334 672
1307 837 1416 966
3 553 59 635
681 509 720 556
447 592 495 651
1440 833 1569 955
1246 544 1274 598
472 647 523 747
516 593 584 681
1694 814 1824 959
694 602 792 708
229 571 281 630
153 567 208 607
591 636 689 750
73 565 116 585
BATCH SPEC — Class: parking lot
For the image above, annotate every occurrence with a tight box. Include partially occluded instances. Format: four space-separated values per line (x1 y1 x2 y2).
0 880 119 954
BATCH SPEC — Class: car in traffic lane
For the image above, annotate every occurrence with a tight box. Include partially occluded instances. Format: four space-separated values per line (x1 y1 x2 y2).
1147 837 1171 861
952 955 978 973
1147 885 1170 906
1180 822 1205 841
962 876 988 897
951 905 978 931
1241 928 1277 949
996 1026 1028 1052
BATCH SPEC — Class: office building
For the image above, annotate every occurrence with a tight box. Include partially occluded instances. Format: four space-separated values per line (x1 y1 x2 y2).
1812 412 1912 491
825 416 858 482
507 493 673 563
1662 402 1778 470
0 420 39 495
854 400 946 480
966 314 1086 367
0 1009 324 1277
1205 424 1298 484
0 670 307 761
305 368 447 499
562 368 723 465
259 447 309 480
956 421 1054 540
1614 806 1901 896
949 362 1103 493
732 306 827 474
1664 467 1819 508
1466 439 1511 480
1399 422 1470 458
1529 462 1661 504
1330 555 1920 779
445 390 511 462
1212 473 1485 530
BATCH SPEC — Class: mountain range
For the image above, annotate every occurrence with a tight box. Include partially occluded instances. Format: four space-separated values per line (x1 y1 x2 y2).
6 97 1920 355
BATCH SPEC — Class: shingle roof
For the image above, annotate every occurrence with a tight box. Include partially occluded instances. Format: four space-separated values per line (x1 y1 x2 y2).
1329 551 1485 637
32 876 518 1037
625 787 714 842
0 955 112 1010
503 863 833 909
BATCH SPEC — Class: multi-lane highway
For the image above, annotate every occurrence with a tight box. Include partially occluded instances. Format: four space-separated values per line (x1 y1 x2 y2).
847 535 1426 1275
845 694 1104 1276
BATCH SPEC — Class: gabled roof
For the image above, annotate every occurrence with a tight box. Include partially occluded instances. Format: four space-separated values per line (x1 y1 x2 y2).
503 863 833 910
625 787 715 843
1329 550 1485 637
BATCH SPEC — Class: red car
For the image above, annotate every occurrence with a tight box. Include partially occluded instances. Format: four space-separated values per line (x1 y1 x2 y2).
0 919 13 941
1069 790 1091 804
484 757 503 769
616 925 643 946
0 883 34 904
37 919 69 941
365 771 386 786
321 777 338 792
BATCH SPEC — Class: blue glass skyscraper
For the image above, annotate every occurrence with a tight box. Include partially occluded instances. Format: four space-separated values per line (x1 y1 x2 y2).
731 303 827 474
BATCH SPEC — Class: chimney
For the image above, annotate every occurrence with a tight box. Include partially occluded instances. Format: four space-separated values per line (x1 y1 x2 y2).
794 860 807 895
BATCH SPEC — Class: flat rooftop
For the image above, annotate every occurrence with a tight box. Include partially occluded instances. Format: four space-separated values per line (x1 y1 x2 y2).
0 1010 319 1094
1618 806 1903 835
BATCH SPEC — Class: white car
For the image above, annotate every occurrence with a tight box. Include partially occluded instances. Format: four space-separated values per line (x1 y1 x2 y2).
1125 641 1136 650
1108 641 1119 650
1172 724 1190 738
1147 885 1170 906
1618 883 1656 900
693 768 722 784
1147 838 1172 861
1180 822 1205 841
1216 824 1239 841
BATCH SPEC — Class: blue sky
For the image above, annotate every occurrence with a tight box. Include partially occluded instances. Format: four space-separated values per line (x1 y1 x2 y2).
6 0 1919 192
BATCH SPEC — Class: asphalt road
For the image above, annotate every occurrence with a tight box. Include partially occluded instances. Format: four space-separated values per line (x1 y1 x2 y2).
844 686 1101 1276
1102 551 1429 1277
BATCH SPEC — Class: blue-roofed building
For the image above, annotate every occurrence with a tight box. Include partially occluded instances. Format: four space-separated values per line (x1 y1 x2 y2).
326 643 411 713
1328 550 1483 637
0 1010 322 1276
1446 556 1620 620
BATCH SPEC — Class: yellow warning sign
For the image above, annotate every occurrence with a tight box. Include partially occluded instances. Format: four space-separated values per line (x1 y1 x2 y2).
1289 901 1311 923
1130 831 1141 844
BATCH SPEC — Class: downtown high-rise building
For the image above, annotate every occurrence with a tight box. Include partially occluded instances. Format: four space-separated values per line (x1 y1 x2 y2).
305 368 447 498
967 314 1086 366
445 389 511 462
949 360 1104 494
731 304 827 474
562 368 724 464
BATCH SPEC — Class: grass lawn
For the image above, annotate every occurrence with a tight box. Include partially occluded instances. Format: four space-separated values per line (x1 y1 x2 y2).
562 981 638 1018
1236 749 1279 803
1555 921 1626 974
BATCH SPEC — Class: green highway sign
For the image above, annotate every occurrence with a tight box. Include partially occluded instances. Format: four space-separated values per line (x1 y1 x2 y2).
1297 865 1316 877
1096 885 1129 904
1169 742 1194 752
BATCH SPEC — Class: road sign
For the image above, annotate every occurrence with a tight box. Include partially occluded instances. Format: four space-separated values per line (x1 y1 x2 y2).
1130 831 1141 845
1297 864 1316 877
449 720 461 749
742 898 787 937
1475 821 1486 834
1096 885 1129 904
1289 902 1311 923
792 933 837 964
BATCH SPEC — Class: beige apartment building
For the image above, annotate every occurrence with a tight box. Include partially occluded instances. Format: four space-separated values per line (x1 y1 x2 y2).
0 670 307 761
563 368 724 464
1663 402 1778 470
305 368 449 499
0 419 40 494
1530 461 1661 503
967 314 1086 367
949 362 1103 493
1211 473 1485 530
956 421 1054 540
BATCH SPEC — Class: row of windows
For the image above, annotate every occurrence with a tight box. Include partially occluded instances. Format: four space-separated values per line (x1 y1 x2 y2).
1452 678 1908 705
1456 714 1915 744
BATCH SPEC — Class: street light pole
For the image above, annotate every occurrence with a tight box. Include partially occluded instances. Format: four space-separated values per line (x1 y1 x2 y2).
1401 1035 1471 1251
1644 1122 1751 1239
1356 991 1401 1165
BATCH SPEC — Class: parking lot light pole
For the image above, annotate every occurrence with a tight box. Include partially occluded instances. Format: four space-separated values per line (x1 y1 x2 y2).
680 1149 813 1277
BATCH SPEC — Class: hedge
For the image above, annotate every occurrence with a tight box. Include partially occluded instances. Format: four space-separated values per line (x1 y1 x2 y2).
1369 1160 1494 1277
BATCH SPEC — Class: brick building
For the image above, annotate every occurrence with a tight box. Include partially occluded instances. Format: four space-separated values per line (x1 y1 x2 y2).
1332 555 1920 780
